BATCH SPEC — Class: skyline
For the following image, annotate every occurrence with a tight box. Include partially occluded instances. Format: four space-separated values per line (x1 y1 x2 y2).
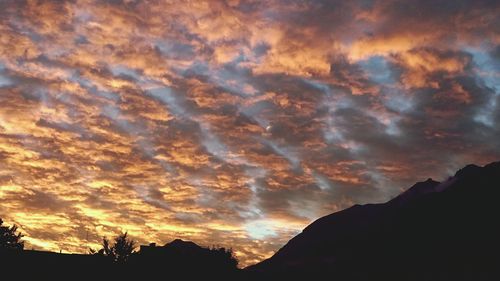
0 0 499 266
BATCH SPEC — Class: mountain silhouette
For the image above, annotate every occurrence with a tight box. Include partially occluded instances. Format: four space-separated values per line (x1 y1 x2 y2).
247 161 500 280
1 161 499 280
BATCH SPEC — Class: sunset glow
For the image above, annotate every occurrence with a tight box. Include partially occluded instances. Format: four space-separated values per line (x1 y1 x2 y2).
0 0 499 267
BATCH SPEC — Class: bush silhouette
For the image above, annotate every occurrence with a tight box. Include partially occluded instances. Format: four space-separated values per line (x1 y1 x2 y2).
0 218 24 250
209 245 239 269
91 232 136 263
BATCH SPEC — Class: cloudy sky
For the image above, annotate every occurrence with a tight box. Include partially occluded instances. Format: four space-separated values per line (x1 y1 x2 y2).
0 0 499 266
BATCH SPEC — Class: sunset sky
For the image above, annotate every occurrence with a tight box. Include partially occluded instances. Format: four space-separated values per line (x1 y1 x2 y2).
0 0 499 266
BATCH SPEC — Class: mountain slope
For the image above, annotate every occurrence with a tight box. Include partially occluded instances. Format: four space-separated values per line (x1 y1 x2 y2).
248 161 500 280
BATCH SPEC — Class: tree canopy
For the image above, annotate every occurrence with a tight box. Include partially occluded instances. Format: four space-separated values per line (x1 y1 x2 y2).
91 232 136 263
0 218 24 250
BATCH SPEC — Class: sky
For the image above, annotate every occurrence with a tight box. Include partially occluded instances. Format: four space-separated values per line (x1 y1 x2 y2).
0 0 499 267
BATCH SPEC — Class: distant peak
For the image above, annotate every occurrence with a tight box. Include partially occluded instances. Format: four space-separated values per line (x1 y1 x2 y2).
172 238 186 243
390 178 440 205
169 238 190 245
485 161 500 169
410 178 440 190
454 164 481 178
165 239 200 249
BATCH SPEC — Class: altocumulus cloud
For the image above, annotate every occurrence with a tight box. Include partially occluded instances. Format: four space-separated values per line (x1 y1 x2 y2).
0 0 499 266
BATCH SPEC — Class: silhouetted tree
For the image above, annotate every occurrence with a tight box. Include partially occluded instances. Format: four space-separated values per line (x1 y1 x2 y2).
91 232 136 263
0 218 24 250
209 245 239 268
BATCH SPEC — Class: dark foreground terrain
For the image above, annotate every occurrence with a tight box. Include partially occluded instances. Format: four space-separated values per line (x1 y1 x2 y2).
1 161 499 280
248 161 500 280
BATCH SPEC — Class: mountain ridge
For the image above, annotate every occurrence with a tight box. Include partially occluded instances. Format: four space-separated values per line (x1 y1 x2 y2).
1 161 499 281
247 161 500 280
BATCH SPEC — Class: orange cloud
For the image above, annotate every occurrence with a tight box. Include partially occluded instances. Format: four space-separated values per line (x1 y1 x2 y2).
0 0 498 268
